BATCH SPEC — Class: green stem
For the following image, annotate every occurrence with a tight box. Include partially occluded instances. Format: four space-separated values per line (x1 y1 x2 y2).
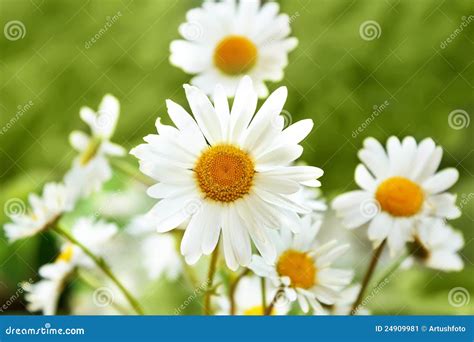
350 239 386 315
371 252 409 291
229 268 250 315
260 277 267 310
53 225 145 315
203 244 219 315
111 158 155 186
265 287 284 316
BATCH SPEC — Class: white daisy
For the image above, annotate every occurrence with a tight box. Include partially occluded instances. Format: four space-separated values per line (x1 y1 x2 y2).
22 262 74 315
322 284 370 315
170 0 298 98
127 216 182 281
131 76 323 270
65 94 125 198
404 218 464 272
22 217 117 315
249 215 353 314
215 275 288 315
4 182 74 242
332 136 461 256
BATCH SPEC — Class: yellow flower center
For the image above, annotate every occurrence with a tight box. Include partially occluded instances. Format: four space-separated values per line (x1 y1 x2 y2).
375 177 424 217
243 305 274 315
56 244 74 263
276 249 316 289
214 35 258 75
194 144 255 203
80 137 101 165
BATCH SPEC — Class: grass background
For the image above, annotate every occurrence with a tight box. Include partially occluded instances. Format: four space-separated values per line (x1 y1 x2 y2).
0 0 473 314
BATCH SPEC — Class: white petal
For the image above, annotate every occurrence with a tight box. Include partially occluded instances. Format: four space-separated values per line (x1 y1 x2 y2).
355 164 376 192
422 168 459 194
229 76 258 142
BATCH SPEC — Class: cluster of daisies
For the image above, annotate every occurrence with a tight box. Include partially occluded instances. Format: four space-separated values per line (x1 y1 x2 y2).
3 0 464 316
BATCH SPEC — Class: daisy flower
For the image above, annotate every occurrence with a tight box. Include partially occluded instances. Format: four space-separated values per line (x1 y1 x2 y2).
127 216 182 281
249 215 353 314
65 94 125 198
170 0 298 98
22 217 117 315
131 76 323 270
215 275 289 315
3 182 74 242
322 284 370 315
404 218 464 272
22 262 74 315
332 136 461 256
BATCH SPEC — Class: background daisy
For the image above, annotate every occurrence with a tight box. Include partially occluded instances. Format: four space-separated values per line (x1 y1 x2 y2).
170 0 298 97
332 136 461 256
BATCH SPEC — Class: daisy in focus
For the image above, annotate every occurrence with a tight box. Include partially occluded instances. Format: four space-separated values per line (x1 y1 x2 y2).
3 182 74 242
131 76 323 270
332 136 461 256
65 94 126 199
215 275 288 315
249 215 353 314
170 0 298 98
22 217 118 315
404 218 464 272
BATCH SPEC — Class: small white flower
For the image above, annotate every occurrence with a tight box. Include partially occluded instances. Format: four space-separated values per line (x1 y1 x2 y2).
131 76 323 270
332 136 460 256
22 262 74 315
3 183 74 242
127 216 182 281
322 284 370 315
170 0 298 98
404 218 464 272
249 215 353 314
215 275 288 315
22 217 117 315
65 94 125 198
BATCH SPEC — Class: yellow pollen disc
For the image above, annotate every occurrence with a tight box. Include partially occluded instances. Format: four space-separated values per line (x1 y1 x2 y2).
375 176 424 217
214 35 258 75
276 249 317 289
243 305 274 315
56 244 74 263
194 144 255 203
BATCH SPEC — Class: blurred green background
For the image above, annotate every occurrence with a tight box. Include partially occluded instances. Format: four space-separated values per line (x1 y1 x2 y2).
0 0 473 315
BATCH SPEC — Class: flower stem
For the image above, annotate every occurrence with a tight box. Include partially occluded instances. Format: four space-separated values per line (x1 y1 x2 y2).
111 158 155 186
350 239 386 315
203 244 219 315
265 287 284 316
260 277 267 311
229 268 250 315
371 252 409 291
53 225 145 315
